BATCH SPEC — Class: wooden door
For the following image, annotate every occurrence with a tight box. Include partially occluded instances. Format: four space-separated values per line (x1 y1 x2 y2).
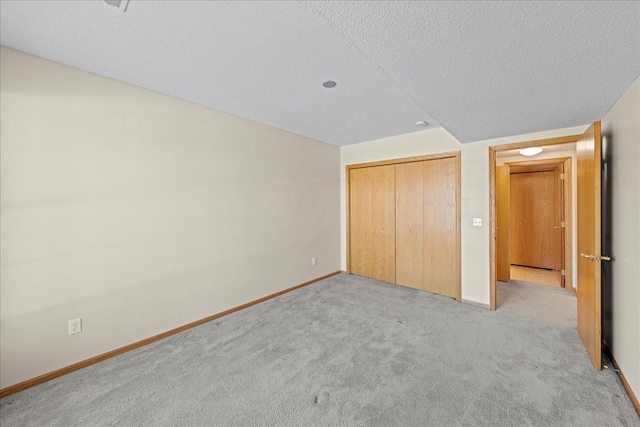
510 170 559 269
423 157 459 298
349 165 396 283
510 173 533 266
496 165 511 281
530 170 559 269
556 164 566 287
395 162 424 289
577 122 603 370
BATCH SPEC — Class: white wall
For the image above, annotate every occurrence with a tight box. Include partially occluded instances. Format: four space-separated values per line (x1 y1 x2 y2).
497 148 578 289
601 76 640 400
341 125 588 304
0 47 341 389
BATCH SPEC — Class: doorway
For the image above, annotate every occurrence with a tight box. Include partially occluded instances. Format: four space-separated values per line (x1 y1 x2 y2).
499 157 572 288
489 123 606 370
495 148 576 327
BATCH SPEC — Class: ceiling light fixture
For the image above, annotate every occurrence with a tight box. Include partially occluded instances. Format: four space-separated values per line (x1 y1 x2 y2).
322 80 337 88
519 147 543 157
415 121 428 127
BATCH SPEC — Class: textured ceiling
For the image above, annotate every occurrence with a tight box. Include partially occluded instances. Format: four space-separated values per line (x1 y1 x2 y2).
1 1 638 145
304 1 640 142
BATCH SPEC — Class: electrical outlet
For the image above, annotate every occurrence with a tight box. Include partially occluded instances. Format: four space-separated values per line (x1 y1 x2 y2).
68 318 82 335
473 218 483 227
312 257 317 266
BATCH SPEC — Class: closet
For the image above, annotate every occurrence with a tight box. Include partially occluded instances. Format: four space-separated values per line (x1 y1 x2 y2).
347 153 461 300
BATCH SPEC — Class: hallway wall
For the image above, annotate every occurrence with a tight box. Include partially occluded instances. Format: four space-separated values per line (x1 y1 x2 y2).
601 76 640 402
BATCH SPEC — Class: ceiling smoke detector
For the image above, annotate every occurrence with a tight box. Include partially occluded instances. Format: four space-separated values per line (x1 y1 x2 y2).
415 121 428 127
322 80 337 88
519 147 543 157
104 0 129 12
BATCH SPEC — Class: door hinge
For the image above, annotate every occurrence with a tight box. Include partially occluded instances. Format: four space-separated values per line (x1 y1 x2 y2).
561 221 566 228
560 173 565 180
561 270 566 276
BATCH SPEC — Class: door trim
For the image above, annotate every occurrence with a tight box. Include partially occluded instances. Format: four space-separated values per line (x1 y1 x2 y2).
346 152 461 301
489 135 581 310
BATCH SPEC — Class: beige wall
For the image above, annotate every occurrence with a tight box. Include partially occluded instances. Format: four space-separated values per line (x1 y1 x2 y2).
341 125 588 304
601 76 640 400
0 47 341 389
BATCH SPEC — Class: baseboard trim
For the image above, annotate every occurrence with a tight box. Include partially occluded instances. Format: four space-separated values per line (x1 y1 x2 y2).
602 341 640 415
0 270 341 398
462 298 491 309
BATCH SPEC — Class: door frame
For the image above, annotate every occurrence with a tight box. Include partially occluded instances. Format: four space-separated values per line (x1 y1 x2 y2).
346 151 462 300
489 135 580 310
503 157 573 289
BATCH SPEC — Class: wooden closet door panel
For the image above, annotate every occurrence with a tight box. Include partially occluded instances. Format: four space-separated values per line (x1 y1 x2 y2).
395 162 424 289
510 173 532 266
423 157 457 298
349 165 396 283
530 171 558 269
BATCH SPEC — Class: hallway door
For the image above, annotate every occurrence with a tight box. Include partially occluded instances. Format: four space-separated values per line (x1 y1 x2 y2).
510 169 561 270
577 121 604 370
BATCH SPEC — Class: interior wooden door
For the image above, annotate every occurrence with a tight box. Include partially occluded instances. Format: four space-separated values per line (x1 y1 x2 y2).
530 170 559 269
395 162 424 289
423 157 459 298
556 164 566 287
510 170 559 269
496 165 510 281
577 122 603 370
349 165 396 283
510 173 533 266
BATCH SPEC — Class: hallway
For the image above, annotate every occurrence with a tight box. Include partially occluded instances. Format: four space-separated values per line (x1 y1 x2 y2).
497 278 576 328
510 265 562 287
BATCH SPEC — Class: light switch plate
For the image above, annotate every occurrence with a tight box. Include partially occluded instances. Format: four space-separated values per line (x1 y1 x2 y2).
473 218 483 227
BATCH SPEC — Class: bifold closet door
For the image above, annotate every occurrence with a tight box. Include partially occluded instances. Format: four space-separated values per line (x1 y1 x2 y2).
423 157 459 298
395 162 424 289
349 165 395 283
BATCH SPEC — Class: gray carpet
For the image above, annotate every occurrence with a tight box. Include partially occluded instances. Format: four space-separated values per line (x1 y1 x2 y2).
497 280 577 328
1 274 638 426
